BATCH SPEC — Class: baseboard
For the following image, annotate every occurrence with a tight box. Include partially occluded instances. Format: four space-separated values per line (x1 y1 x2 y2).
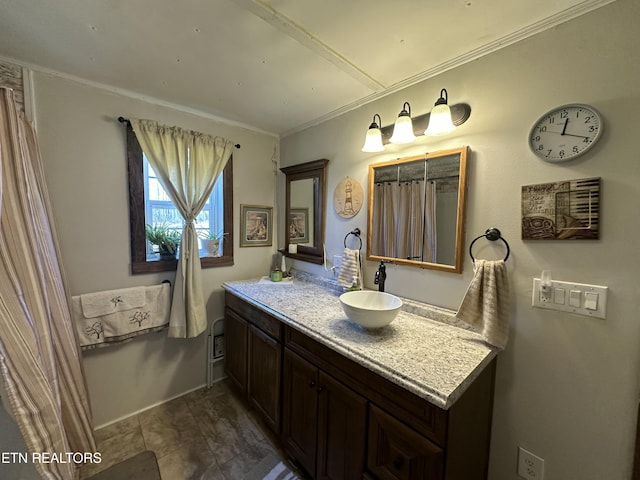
93 375 228 430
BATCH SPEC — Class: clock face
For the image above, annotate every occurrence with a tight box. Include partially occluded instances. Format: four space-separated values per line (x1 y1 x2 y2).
529 104 603 162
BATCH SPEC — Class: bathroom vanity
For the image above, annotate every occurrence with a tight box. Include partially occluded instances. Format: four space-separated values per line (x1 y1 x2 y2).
223 276 497 480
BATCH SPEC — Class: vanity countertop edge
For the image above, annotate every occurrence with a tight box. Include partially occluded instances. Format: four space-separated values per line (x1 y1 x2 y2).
222 276 498 410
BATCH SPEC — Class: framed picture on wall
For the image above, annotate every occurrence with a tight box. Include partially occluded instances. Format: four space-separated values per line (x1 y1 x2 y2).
240 204 272 247
289 208 309 243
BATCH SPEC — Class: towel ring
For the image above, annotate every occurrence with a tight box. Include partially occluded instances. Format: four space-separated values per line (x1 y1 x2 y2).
469 228 510 263
344 228 362 250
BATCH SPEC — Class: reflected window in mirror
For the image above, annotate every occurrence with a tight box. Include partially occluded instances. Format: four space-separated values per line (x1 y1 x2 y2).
367 147 468 273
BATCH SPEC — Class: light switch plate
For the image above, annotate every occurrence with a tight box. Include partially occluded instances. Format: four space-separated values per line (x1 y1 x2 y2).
532 278 607 319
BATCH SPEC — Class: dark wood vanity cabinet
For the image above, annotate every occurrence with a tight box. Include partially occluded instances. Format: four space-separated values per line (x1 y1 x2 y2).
223 308 248 395
282 348 367 479
367 404 444 480
247 324 281 432
224 292 282 433
224 291 496 480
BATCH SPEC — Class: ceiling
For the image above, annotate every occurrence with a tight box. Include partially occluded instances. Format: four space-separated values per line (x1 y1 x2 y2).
0 0 614 136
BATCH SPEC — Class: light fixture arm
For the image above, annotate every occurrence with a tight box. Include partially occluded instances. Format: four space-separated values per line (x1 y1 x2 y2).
434 89 448 106
370 113 382 129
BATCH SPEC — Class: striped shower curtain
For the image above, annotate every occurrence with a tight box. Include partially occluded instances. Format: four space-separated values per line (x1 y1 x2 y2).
0 88 95 479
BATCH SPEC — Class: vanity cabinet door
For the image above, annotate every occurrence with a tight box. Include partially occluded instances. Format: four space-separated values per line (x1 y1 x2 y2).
316 371 367 480
282 348 319 477
248 324 282 433
224 308 248 395
367 404 444 480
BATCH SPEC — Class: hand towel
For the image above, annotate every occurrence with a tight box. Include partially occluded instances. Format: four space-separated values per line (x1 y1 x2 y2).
338 248 361 288
73 284 171 350
80 286 146 318
455 259 510 349
101 284 170 343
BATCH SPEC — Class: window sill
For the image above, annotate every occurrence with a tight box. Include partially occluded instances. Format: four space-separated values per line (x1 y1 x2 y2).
131 254 233 274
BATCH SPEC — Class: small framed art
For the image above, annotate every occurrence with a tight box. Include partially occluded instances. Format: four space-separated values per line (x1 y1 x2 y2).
240 204 273 247
289 208 309 243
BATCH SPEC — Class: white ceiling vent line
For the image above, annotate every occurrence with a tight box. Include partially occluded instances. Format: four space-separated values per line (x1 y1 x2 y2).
229 0 385 92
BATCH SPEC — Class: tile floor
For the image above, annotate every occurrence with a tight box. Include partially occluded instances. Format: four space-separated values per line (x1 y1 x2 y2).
80 379 289 480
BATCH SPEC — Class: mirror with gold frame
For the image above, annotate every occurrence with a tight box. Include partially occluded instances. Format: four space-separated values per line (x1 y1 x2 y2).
367 146 469 273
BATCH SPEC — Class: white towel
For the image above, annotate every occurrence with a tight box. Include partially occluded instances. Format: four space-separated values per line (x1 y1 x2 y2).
80 286 145 317
455 259 510 349
338 248 361 288
73 284 171 349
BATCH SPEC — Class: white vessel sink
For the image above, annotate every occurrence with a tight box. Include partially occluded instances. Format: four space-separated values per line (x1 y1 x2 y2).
339 290 403 329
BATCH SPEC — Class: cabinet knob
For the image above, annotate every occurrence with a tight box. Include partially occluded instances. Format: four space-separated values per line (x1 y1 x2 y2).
309 380 316 388
316 385 324 393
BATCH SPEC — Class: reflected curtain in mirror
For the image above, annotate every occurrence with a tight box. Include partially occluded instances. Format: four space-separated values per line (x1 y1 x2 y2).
367 147 468 273
371 170 436 262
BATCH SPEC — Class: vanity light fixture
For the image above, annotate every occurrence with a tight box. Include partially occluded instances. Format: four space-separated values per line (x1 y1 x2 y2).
425 88 456 135
359 91 471 152
389 102 416 144
361 113 385 152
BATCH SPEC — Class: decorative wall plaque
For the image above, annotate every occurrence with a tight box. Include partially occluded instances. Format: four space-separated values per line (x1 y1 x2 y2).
521 177 600 240
333 176 363 219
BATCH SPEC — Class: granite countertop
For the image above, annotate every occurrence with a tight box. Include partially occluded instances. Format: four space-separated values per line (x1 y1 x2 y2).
222 274 498 410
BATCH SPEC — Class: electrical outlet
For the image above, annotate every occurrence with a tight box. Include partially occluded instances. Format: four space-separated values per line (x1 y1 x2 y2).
517 447 544 480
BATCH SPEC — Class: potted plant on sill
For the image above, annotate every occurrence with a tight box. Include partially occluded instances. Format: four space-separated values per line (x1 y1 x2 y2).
145 224 181 260
198 230 227 257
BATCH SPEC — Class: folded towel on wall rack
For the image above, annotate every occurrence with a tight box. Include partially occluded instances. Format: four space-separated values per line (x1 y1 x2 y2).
455 259 510 349
338 248 362 289
80 286 146 317
72 283 171 350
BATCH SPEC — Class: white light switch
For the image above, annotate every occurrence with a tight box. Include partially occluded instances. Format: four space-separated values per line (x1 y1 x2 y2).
569 290 581 308
584 292 599 310
554 288 566 305
532 278 608 319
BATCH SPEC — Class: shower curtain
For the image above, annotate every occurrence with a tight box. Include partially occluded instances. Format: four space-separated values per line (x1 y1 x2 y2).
0 88 95 479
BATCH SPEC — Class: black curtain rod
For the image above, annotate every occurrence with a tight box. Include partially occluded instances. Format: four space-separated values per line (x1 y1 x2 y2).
118 116 240 149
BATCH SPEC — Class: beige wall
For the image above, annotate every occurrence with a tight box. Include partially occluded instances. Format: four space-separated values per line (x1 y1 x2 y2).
32 73 279 426
280 1 640 479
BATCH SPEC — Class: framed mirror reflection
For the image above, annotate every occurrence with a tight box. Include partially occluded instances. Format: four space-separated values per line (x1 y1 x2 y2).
281 159 328 265
367 146 469 273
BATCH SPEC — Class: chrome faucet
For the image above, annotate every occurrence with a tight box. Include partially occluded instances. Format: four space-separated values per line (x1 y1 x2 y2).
374 261 387 292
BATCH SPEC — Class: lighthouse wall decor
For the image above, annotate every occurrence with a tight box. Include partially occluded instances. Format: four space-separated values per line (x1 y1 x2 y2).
333 176 364 219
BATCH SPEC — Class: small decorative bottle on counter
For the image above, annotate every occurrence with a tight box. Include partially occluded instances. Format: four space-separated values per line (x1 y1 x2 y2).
270 266 283 282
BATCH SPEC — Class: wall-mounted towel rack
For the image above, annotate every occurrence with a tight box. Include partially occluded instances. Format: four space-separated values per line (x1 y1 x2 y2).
344 228 362 250
469 227 510 263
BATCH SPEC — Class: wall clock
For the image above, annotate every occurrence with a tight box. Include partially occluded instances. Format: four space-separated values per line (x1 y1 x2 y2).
529 104 603 162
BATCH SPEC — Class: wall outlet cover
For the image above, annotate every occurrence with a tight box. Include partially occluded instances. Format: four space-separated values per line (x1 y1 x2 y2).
517 446 544 480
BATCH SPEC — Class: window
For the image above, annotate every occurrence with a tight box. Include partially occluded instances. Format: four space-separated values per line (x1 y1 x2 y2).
126 123 234 274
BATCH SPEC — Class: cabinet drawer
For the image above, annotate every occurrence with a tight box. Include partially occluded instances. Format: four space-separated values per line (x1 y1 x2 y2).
285 326 448 446
367 405 444 480
226 291 282 341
